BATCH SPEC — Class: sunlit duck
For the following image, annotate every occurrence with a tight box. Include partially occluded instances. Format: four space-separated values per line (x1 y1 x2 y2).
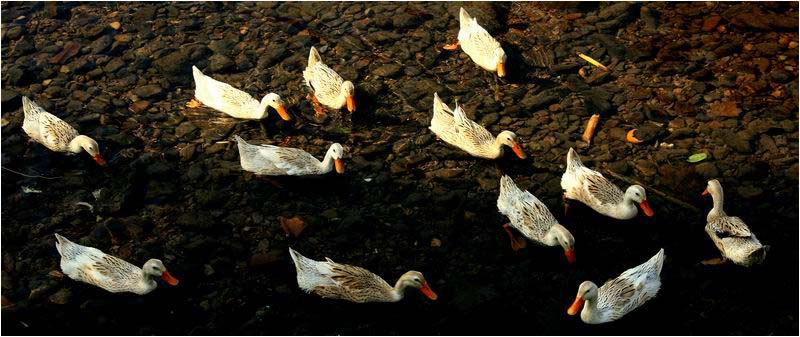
497 175 576 263
22 96 105 165
187 66 290 121
701 179 768 267
567 248 665 324
54 233 178 295
561 148 654 219
302 46 355 116
234 135 344 176
288 248 437 303
443 7 507 77
429 92 525 160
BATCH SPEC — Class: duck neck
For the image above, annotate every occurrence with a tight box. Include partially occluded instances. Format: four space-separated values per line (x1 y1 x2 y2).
67 136 86 154
391 279 409 302
138 270 158 294
318 152 334 173
581 298 601 323
255 100 271 119
708 190 726 221
543 224 564 247
491 137 506 157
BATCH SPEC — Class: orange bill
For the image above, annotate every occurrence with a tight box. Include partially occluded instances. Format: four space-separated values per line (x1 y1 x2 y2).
565 249 576 264
639 199 654 217
701 188 709 196
276 105 291 121
93 154 107 166
497 62 506 77
161 270 179 286
346 95 356 112
334 159 345 174
626 129 643 143
420 282 438 300
511 143 526 159
567 296 584 316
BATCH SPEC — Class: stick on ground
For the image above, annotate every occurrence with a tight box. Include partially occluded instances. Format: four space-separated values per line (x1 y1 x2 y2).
604 168 700 213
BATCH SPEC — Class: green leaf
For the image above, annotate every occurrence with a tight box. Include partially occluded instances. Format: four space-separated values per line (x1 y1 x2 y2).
687 153 708 163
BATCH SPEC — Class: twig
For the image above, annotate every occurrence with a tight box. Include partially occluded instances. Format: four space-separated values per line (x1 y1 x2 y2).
1 166 62 180
604 168 700 213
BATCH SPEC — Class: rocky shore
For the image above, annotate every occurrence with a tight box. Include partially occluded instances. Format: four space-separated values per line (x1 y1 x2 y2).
1 2 797 335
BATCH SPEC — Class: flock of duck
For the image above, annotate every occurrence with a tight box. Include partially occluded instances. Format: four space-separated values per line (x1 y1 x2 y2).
17 7 769 326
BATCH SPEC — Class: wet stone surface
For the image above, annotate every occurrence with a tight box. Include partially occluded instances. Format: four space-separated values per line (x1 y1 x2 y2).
1 1 798 335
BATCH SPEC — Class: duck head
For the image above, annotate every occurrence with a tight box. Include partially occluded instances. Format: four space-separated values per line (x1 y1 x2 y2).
341 81 356 112
397 271 438 300
625 185 654 217
143 259 179 286
70 135 105 165
261 93 290 121
496 131 526 159
494 47 507 77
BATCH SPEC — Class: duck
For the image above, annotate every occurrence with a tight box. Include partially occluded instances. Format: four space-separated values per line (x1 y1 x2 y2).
497 175 576 263
54 233 178 295
187 65 290 121
429 93 525 160
567 248 665 324
22 96 106 165
443 7 506 77
560 148 654 219
302 46 356 116
701 179 768 267
288 248 438 303
234 135 344 176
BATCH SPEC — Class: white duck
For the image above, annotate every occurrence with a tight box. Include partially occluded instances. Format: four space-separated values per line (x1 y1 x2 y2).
429 93 525 160
561 148 654 219
567 248 665 324
302 46 356 115
234 135 344 176
22 96 106 165
497 175 576 263
443 7 507 77
187 65 290 121
701 179 768 267
54 233 178 295
288 248 437 303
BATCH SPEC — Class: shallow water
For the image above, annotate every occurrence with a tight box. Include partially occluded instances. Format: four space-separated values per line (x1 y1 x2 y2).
1 1 798 335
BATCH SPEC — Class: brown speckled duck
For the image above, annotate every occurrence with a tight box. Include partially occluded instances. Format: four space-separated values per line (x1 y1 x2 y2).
288 248 437 303
701 179 768 267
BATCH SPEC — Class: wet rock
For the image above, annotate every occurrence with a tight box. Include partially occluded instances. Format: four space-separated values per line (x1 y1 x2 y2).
708 101 740 117
249 249 283 268
45 283 74 304
134 85 164 99
90 34 113 54
103 58 125 73
721 130 752 153
634 159 658 176
737 185 763 199
5 25 25 40
374 63 403 78
155 46 211 85
702 15 722 32
208 54 234 73
599 2 632 19
130 100 150 113
694 162 720 178
175 122 199 140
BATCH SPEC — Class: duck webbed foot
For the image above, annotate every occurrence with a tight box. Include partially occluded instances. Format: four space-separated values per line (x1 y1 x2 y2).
442 42 460 50
502 224 527 251
700 257 727 266
562 193 572 216
186 98 203 108
306 94 327 118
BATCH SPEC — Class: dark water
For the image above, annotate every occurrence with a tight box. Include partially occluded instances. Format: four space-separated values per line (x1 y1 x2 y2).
2 1 798 335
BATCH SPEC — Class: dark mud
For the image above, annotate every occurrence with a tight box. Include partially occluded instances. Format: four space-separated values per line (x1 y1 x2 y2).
1 1 798 335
